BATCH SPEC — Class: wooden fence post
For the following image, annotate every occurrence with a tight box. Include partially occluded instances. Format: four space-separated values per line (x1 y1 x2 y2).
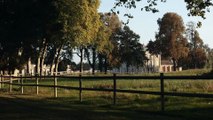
0 74 2 89
21 75 24 94
54 74 58 98
36 74 39 95
1 75 3 88
79 74 82 102
9 75 12 92
113 74 117 105
160 73 165 112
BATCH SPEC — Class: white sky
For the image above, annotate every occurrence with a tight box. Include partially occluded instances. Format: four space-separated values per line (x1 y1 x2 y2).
99 0 213 48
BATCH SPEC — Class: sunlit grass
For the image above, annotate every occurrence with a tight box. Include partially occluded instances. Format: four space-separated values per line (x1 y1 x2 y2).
0 69 213 119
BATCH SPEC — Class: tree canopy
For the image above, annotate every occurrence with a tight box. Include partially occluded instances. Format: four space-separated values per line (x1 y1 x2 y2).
0 0 101 74
183 21 207 69
147 12 189 71
0 0 213 74
113 26 147 72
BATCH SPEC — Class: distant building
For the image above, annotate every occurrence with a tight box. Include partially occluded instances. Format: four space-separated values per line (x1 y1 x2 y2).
145 52 161 72
161 60 173 72
112 52 182 74
12 64 50 76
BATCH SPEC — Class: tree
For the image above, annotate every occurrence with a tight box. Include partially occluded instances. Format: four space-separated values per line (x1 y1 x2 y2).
102 13 122 73
184 22 207 69
148 12 189 71
84 19 112 75
114 26 147 73
190 30 206 68
73 0 101 74
88 13 122 74
0 0 42 74
0 0 101 76
203 44 213 69
47 0 80 75
58 58 72 72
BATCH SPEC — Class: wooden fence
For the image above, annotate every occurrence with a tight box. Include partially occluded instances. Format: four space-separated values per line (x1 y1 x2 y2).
1 73 213 111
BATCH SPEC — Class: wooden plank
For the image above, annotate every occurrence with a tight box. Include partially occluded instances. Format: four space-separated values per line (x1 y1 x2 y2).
113 74 117 105
9 75 12 92
79 74 82 102
36 75 39 95
0 75 2 89
54 74 58 98
21 75 24 94
160 73 165 111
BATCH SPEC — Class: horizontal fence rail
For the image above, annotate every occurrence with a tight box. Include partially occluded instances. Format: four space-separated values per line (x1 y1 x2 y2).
4 74 213 80
1 73 213 111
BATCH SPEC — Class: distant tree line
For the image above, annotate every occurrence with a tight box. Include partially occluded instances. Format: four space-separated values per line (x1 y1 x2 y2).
147 12 213 71
1 1 213 75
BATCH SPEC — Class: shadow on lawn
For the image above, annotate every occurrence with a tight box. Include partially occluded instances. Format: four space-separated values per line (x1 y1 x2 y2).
202 69 213 76
0 94 213 120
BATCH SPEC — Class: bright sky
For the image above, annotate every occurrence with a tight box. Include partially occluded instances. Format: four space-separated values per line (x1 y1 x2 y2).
99 0 213 48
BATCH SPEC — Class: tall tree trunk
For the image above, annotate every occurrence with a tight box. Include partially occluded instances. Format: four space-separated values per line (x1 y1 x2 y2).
36 39 47 76
50 48 57 75
40 42 48 76
104 56 107 74
50 60 55 75
36 56 40 75
79 47 84 74
126 63 129 73
54 45 63 75
50 59 55 75
85 47 95 75
54 61 59 74
27 58 31 75
98 54 103 72
172 58 177 71
92 47 96 75
193 48 197 69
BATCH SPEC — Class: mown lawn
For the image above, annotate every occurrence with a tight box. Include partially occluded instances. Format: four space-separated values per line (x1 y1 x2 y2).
1 69 213 120
0 92 213 120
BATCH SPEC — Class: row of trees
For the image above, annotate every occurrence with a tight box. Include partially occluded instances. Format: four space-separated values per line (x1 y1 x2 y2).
0 0 147 75
79 13 147 74
0 0 101 75
1 1 213 75
147 12 213 71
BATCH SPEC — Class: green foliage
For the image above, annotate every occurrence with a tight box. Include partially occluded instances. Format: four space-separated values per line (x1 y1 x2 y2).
84 13 114 74
204 45 213 69
73 0 101 46
0 0 101 73
114 26 147 70
58 59 72 71
147 12 189 71
95 13 122 72
180 22 207 69
0 0 43 72
185 0 213 19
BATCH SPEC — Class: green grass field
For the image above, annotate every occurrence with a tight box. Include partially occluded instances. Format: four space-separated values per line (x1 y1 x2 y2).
0 91 213 120
0 69 213 120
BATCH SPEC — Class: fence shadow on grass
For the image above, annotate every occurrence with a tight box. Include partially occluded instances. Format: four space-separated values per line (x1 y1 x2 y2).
0 94 213 120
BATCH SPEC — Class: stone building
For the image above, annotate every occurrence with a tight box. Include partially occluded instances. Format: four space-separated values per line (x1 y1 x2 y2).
112 52 181 74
